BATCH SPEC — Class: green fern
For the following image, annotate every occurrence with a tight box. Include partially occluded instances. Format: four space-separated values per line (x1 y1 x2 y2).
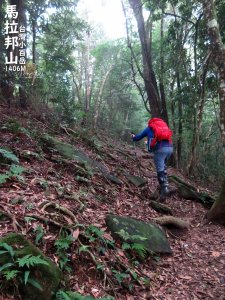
131 243 148 259
56 290 72 300
0 242 15 258
56 290 114 300
55 233 74 250
116 229 130 241
0 164 25 186
9 164 25 176
3 269 20 280
115 231 148 259
78 245 90 253
34 225 44 245
17 254 49 268
0 263 15 272
24 270 30 285
0 148 19 164
85 225 104 242
0 174 9 184
131 235 147 241
3 119 21 134
0 243 47 292
112 270 129 284
122 242 131 250
55 231 74 271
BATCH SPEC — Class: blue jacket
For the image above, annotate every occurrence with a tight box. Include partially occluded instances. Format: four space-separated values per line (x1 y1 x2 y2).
132 127 172 152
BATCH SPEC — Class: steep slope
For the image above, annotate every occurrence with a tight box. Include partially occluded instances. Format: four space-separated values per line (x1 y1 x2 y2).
0 105 224 300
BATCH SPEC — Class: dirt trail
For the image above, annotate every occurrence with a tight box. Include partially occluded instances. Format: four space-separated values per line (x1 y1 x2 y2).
0 106 224 300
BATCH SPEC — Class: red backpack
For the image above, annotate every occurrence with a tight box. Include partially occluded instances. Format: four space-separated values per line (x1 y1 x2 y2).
148 118 172 147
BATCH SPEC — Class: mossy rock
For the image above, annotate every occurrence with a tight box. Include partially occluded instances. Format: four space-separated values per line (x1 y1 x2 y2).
40 134 122 185
125 173 147 187
105 214 172 255
104 173 122 185
0 233 62 300
40 134 94 166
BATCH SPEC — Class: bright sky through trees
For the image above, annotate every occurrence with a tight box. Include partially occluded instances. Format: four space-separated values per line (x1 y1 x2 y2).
77 0 126 40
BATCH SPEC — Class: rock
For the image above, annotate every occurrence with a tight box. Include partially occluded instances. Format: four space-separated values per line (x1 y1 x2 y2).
125 173 147 187
0 233 62 300
104 174 123 185
105 214 172 255
40 134 122 185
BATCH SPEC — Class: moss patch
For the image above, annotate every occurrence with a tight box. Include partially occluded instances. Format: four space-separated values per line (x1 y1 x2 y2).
0 233 62 300
105 214 172 255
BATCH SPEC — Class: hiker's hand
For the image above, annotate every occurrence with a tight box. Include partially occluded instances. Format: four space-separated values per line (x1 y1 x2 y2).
131 134 135 139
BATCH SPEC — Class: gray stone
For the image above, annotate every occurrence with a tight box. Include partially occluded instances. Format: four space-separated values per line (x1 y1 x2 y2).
105 214 172 255
40 134 122 185
125 173 147 187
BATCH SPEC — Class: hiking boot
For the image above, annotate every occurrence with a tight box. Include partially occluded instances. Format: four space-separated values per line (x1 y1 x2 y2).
159 183 170 202
157 171 170 202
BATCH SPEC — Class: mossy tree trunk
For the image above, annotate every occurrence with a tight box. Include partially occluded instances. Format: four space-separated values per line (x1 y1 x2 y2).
202 0 225 224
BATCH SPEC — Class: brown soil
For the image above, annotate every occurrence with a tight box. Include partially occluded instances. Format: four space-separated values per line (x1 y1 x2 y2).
0 105 224 300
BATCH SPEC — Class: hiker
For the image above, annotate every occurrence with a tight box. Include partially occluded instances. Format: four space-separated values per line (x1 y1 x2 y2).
131 118 173 200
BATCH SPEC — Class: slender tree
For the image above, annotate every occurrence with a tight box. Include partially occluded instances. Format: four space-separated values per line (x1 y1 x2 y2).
127 0 163 119
202 0 225 224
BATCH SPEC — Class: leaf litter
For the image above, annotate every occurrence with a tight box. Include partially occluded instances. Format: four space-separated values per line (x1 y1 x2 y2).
0 106 224 300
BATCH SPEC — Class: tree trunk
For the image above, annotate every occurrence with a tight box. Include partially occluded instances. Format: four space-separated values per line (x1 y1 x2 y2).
202 0 225 224
121 0 151 113
176 71 183 169
81 30 92 126
32 20 36 64
159 12 168 124
128 0 161 118
93 65 113 129
187 52 211 175
206 178 225 225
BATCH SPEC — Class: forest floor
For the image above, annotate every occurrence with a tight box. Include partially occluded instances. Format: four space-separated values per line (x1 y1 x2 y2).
0 105 224 300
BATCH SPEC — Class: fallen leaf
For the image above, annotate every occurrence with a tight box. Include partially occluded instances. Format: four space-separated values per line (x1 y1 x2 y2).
118 249 125 257
178 275 192 280
212 251 220 257
72 228 80 239
103 232 114 241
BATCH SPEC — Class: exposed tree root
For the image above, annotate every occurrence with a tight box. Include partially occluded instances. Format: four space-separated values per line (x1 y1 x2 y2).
64 193 85 211
25 214 74 232
152 216 190 230
0 205 22 231
149 200 173 215
40 201 78 224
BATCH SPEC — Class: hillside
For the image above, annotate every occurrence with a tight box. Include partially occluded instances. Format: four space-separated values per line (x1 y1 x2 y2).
0 105 224 300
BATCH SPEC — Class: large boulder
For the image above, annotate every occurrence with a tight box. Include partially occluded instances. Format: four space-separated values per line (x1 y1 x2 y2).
0 233 62 300
105 214 172 255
